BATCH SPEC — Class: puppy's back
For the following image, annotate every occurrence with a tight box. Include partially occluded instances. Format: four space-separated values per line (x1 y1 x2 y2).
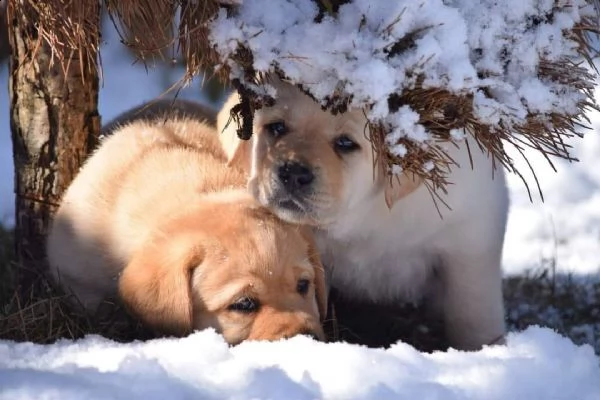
108 126 247 259
47 117 245 310
102 99 217 135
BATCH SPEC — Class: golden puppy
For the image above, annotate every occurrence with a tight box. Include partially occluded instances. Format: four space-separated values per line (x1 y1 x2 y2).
217 78 509 351
46 112 327 344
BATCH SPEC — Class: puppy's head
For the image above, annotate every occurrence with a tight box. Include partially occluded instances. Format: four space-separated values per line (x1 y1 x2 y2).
119 193 327 344
222 79 421 226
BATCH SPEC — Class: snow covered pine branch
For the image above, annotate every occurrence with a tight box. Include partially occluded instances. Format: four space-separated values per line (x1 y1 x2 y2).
208 0 599 195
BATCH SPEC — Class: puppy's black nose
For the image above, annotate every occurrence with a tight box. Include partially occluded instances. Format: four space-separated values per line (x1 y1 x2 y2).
278 161 314 191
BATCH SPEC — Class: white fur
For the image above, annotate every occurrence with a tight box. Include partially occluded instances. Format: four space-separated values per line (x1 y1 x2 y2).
317 142 509 350
218 82 510 350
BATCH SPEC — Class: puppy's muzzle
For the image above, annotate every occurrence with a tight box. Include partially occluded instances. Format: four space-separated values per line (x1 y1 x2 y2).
277 161 314 193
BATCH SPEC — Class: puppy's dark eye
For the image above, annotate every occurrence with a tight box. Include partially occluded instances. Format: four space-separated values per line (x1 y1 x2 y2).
228 297 260 313
265 121 288 138
333 135 360 153
296 279 310 295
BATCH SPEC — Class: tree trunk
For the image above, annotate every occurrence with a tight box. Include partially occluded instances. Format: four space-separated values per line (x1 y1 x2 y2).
0 3 8 63
7 0 101 291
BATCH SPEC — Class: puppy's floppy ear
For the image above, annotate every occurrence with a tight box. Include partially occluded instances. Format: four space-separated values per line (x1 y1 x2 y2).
299 228 328 321
216 92 253 171
118 235 205 336
384 173 422 210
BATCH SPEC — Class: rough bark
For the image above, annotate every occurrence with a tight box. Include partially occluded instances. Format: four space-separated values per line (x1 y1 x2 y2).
7 1 101 290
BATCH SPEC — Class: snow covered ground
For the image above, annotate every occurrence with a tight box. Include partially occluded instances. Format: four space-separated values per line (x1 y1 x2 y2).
1 327 599 400
1 7 600 400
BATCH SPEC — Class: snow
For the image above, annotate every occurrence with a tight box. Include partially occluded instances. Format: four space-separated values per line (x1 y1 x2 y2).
502 104 600 275
1 5 600 399
209 0 594 173
0 327 599 400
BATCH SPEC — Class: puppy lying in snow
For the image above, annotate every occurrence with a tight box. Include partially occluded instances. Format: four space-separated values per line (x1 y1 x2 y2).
217 78 509 350
46 106 327 344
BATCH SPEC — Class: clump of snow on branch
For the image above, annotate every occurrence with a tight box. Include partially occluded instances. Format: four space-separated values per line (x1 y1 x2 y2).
209 0 596 175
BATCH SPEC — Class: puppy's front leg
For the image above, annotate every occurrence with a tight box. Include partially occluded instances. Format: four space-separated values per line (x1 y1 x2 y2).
440 248 506 351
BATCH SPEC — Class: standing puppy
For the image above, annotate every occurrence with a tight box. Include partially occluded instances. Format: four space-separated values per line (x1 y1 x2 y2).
217 79 509 350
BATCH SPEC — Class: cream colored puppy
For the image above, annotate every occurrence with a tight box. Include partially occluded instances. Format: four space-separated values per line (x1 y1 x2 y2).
217 79 509 350
47 113 327 344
